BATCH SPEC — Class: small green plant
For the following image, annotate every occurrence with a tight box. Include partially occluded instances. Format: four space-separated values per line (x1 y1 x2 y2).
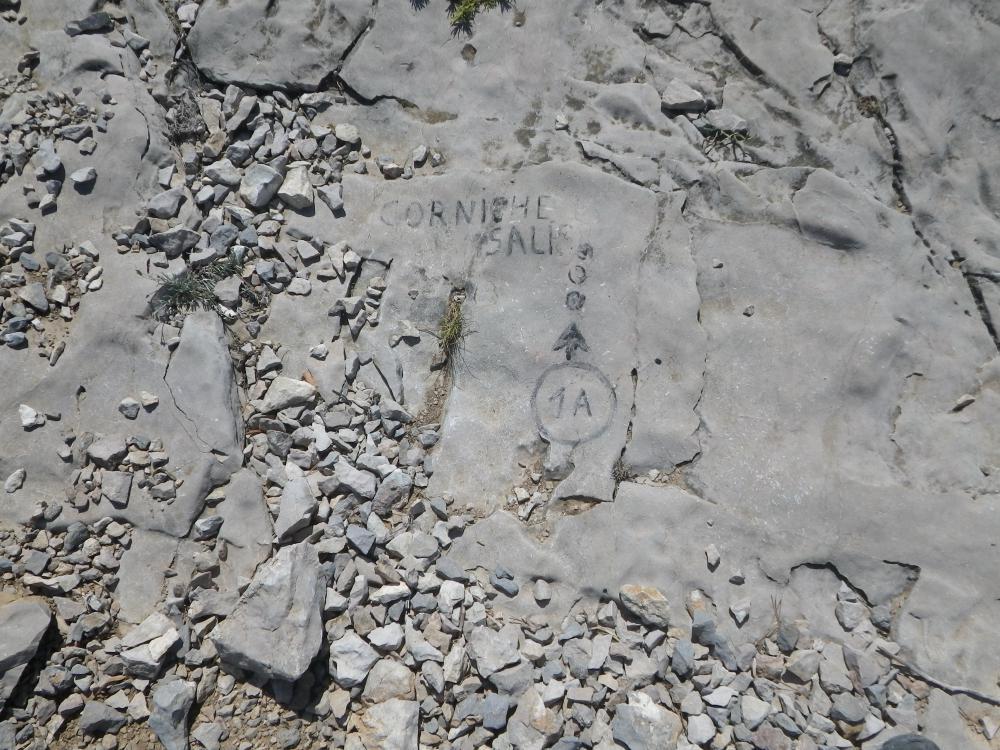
152 253 242 320
448 0 503 28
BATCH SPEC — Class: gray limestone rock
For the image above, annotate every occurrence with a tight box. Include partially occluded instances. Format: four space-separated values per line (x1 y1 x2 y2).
148 187 185 219
619 585 670 628
361 659 414 702
150 226 200 258
187 0 372 91
468 624 522 678
277 165 314 210
274 476 317 540
611 692 682 750
149 679 195 750
329 631 380 687
358 698 419 750
79 701 127 735
4 469 26 494
101 471 133 508
211 542 325 681
324 462 377 500
258 376 317 413
372 469 412 517
239 164 283 209
0 599 51 711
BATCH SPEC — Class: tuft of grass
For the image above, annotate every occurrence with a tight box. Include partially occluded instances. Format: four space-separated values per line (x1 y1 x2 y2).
152 253 242 320
448 0 503 28
438 293 468 367
612 457 632 483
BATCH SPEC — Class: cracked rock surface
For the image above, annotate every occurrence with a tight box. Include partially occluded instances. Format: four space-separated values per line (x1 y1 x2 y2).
1 1 999 749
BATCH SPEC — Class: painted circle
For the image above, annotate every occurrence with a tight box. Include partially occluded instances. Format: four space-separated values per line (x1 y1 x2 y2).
532 362 617 445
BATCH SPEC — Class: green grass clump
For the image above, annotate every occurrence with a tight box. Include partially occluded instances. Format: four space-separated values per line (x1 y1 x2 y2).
153 253 242 320
448 0 502 27
438 295 467 365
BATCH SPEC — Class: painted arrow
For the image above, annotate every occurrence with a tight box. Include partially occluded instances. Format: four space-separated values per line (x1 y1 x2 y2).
553 322 589 360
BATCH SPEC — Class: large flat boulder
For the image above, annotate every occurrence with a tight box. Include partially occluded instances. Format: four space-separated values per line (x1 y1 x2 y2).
187 0 372 91
341 162 704 511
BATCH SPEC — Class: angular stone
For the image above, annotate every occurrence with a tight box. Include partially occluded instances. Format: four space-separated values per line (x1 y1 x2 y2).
101 471 133 508
274 476 316 540
661 78 705 112
361 659 415 702
239 164 282 209
18 283 48 313
148 679 195 750
372 469 412 517
79 701 126 735
121 628 181 679
0 599 50 711
322 462 376 499
611 692 682 750
785 649 821 682
329 631 379 687
148 188 185 219
468 624 522 677
358 698 419 750
686 713 715 745
150 226 200 258
258 376 316 413
509 687 563 749
619 584 670 628
211 542 324 681
277 165 314 209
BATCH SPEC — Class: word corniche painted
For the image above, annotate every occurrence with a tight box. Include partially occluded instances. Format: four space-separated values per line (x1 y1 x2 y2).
379 194 555 228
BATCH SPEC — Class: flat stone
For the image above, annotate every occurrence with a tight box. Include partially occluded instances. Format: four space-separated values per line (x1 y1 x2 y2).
188 0 371 91
323 462 377 500
150 226 200 258
785 649 821 682
18 283 49 313
79 701 127 735
661 78 705 112
258 376 317 413
371 469 412 517
274 476 317 540
101 471 133 508
741 694 771 730
468 624 522 677
121 628 180 679
686 713 715 745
